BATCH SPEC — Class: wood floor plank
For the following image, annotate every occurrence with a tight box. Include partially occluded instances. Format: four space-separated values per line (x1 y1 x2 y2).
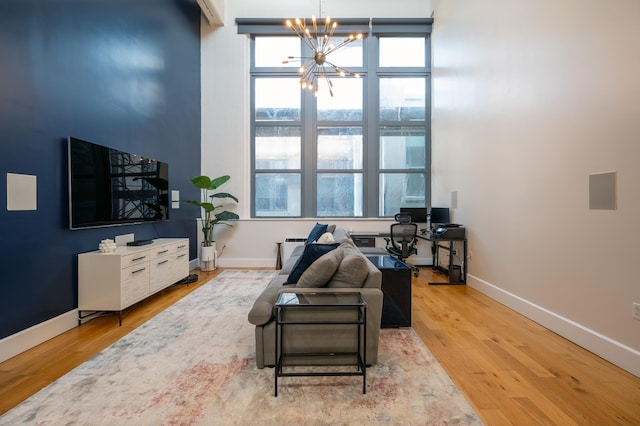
411 267 640 425
1 266 639 425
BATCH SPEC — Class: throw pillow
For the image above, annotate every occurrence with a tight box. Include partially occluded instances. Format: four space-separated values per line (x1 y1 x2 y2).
332 228 351 243
327 242 369 288
296 247 344 288
306 222 328 244
285 242 339 284
316 232 335 244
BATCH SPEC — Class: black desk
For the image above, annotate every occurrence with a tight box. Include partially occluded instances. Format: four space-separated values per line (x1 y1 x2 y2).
351 231 468 286
417 233 467 285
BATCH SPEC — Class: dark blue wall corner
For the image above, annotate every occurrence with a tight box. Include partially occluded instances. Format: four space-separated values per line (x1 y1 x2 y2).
0 0 202 339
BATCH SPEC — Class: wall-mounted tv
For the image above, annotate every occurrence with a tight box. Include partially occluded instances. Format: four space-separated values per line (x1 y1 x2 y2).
68 137 169 230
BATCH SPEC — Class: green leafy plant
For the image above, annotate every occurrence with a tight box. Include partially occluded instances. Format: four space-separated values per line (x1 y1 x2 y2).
185 175 239 246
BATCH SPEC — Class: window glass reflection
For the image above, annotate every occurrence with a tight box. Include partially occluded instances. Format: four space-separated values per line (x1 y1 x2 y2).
255 37 299 68
379 173 425 216
379 78 425 121
323 37 363 68
379 37 425 67
380 126 425 169
255 127 301 169
317 173 363 217
255 173 301 217
317 127 363 169
255 78 300 121
317 79 363 121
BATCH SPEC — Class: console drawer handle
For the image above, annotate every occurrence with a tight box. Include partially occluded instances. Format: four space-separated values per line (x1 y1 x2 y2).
131 268 146 274
177 254 186 258
157 250 169 255
157 260 169 265
178 245 186 249
132 256 146 262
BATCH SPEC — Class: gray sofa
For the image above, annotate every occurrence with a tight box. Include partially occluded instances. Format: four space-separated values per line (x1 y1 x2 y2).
248 227 387 369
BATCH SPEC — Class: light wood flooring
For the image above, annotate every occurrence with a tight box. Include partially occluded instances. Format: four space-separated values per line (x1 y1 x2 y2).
1 267 639 424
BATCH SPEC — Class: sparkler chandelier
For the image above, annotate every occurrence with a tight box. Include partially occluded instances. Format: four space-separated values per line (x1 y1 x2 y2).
283 16 365 96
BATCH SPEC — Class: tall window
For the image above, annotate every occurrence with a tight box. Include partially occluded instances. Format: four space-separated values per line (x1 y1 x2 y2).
243 19 432 218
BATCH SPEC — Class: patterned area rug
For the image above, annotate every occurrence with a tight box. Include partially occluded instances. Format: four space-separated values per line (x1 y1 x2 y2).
1 270 482 425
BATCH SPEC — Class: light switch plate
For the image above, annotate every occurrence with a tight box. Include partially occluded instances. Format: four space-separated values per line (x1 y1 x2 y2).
171 190 180 209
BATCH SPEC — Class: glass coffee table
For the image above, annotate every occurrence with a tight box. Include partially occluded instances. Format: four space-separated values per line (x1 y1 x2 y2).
274 292 367 396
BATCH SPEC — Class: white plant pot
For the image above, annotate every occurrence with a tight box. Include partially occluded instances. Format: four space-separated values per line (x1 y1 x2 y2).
200 242 217 272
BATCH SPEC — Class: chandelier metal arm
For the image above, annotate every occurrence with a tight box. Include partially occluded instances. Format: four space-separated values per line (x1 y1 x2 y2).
284 15 365 96
326 35 362 55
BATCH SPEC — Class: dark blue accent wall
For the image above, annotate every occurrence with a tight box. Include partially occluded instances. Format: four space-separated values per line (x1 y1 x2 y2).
0 0 202 339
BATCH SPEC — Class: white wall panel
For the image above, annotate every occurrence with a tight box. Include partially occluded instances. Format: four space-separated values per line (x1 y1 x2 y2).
431 0 640 375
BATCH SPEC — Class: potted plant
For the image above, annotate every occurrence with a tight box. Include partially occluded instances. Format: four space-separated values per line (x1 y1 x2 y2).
185 175 239 271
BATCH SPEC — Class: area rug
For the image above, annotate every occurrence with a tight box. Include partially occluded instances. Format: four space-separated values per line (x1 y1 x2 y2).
1 270 482 425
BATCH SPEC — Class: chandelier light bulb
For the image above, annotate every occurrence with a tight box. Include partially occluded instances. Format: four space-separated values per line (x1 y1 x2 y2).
283 16 365 97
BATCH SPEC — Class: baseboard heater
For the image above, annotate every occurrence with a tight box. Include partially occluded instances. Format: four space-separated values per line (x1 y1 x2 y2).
283 237 306 260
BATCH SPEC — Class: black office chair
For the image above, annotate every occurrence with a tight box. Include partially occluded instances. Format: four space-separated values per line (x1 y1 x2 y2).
385 213 420 277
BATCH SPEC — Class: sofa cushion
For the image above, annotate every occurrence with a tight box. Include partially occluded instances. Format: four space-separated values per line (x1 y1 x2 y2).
285 242 339 284
306 222 328 244
332 228 352 243
327 241 370 288
248 275 294 326
296 247 344 288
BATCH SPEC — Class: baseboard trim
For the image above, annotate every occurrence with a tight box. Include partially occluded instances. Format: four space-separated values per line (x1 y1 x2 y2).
0 310 78 363
189 258 199 270
468 274 640 378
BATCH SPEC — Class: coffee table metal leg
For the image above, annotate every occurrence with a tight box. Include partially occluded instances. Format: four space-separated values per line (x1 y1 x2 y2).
363 306 367 394
274 310 279 397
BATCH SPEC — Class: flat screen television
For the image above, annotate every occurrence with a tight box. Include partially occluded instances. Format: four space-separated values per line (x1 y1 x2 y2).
68 137 169 230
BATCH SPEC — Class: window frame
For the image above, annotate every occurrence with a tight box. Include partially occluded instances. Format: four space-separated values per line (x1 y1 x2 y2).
241 18 433 218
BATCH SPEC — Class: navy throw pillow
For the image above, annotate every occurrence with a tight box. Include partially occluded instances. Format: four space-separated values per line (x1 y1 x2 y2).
306 222 328 244
285 243 339 284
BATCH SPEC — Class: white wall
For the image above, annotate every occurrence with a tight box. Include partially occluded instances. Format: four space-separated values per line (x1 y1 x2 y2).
431 0 640 376
200 0 640 375
200 0 431 265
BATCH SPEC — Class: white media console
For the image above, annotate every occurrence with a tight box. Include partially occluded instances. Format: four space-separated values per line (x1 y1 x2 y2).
78 238 189 325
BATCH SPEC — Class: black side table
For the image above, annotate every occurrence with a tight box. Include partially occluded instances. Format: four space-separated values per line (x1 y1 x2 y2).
366 255 412 328
274 292 367 396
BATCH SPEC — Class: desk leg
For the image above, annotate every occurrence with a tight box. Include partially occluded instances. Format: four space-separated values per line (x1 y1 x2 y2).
431 241 438 270
462 239 467 283
429 239 467 285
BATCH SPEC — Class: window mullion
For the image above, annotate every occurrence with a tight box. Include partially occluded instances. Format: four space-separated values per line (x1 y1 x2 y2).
365 34 380 217
299 41 316 218
302 86 315 217
250 28 431 218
